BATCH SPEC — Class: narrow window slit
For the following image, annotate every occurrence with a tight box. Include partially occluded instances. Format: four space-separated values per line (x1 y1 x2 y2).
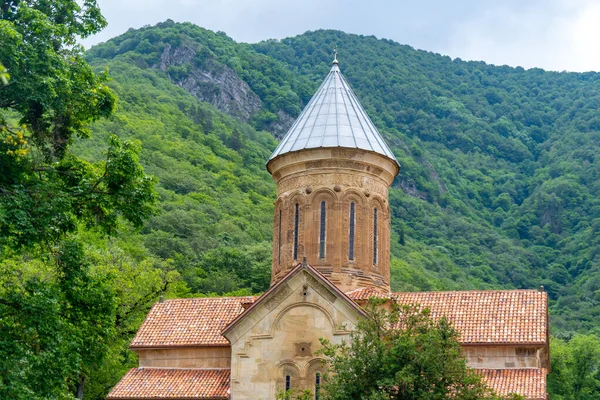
349 202 355 260
278 209 282 265
293 203 299 260
319 201 326 259
373 208 378 265
315 372 321 399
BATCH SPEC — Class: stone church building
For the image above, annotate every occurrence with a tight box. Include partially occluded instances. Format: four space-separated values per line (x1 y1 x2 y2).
108 58 549 400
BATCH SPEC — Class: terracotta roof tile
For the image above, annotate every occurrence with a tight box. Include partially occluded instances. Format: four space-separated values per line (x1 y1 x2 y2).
394 290 547 344
133 289 547 348
480 368 547 400
106 367 545 400
347 290 548 345
106 368 229 399
130 297 253 348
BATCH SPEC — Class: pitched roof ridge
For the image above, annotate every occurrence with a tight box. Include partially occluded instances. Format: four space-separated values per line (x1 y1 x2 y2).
137 367 231 371
159 295 255 302
476 367 546 372
393 289 546 295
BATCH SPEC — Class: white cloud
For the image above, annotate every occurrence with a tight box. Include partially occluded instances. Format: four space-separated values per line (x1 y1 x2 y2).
442 0 600 71
563 1 600 71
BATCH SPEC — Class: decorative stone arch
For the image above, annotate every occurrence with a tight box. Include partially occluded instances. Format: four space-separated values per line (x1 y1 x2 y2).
307 187 338 204
274 361 302 394
271 302 336 338
340 188 368 203
285 189 308 210
304 358 327 397
303 357 326 377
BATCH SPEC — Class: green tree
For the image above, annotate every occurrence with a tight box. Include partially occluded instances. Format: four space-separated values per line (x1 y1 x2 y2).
0 1 158 399
548 334 600 400
0 0 156 248
0 62 8 85
319 300 522 400
276 388 314 400
0 240 116 399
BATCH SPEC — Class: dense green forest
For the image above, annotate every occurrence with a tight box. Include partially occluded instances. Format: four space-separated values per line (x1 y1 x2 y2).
2 4 600 398
84 21 600 331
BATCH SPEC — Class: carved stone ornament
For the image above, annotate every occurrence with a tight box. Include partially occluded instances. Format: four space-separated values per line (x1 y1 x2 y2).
305 273 337 303
294 342 313 357
264 284 293 311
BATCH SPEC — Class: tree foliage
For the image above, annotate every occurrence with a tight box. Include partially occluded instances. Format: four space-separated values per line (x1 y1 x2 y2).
0 0 157 249
548 334 600 399
0 2 158 398
318 301 522 400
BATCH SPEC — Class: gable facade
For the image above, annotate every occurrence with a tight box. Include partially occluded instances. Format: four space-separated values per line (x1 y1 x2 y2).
223 263 365 399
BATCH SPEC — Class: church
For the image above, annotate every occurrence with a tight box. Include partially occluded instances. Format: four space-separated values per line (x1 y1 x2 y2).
107 56 549 400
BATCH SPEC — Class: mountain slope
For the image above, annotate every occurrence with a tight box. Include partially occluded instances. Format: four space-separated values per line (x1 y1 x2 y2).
85 23 600 333
253 30 600 332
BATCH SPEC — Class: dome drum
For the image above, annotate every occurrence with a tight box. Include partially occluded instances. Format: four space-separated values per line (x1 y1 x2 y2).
269 148 396 293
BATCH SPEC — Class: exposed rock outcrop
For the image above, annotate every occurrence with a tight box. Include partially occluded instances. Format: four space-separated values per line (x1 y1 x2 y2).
266 110 296 139
159 44 262 122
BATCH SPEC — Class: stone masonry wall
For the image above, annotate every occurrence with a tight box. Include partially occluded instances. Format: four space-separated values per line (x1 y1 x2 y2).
137 347 231 368
267 148 399 293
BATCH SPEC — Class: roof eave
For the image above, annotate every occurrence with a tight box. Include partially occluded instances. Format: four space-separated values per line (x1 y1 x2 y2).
266 145 400 174
130 344 232 350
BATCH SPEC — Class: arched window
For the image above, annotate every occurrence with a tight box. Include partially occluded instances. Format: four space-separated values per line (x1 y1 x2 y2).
373 208 378 265
315 372 321 399
293 203 299 260
349 202 355 260
319 201 326 259
285 375 291 392
278 209 282 265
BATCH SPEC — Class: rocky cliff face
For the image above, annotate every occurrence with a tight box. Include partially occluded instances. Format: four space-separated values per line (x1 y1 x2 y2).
159 43 262 122
266 110 296 139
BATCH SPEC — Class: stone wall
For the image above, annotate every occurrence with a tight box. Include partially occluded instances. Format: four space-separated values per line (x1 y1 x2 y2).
136 347 230 368
267 148 399 293
225 269 363 400
464 346 544 369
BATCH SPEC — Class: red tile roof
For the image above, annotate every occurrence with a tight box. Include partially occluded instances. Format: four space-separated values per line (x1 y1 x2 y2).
106 367 545 400
130 297 253 348
347 289 548 345
106 368 229 399
132 289 547 348
480 368 547 400
395 290 547 344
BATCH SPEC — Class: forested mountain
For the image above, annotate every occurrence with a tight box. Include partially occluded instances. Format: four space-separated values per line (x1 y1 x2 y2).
85 21 600 332
3 15 600 398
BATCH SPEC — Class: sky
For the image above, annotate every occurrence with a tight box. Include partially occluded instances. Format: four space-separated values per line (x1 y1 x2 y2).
83 0 600 72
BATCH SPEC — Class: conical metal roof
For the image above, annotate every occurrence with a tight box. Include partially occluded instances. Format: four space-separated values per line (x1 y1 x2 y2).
268 60 398 165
